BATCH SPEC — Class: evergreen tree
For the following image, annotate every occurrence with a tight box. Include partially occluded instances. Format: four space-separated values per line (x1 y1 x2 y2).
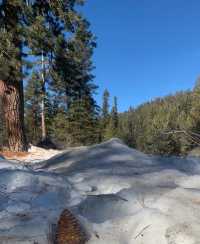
0 0 100 150
25 1 68 143
112 96 119 129
0 0 29 151
49 14 99 146
118 107 135 147
104 96 119 139
24 72 42 144
64 96 100 146
101 89 110 129
102 89 110 119
52 14 97 106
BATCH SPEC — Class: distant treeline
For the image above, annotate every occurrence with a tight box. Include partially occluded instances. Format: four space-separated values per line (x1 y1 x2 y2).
118 83 200 155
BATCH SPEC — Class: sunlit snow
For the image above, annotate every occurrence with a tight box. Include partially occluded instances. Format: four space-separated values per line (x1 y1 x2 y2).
0 139 200 243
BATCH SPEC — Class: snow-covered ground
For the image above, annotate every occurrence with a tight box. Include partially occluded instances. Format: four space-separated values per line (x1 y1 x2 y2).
1 139 200 243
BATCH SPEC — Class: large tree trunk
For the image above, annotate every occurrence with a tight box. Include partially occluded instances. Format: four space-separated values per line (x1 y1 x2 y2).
0 79 27 152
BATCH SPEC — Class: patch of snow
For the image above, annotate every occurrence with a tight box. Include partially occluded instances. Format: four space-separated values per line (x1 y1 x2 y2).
1 139 200 243
0 160 25 170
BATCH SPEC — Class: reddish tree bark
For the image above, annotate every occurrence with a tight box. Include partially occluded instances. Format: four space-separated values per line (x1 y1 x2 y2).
0 79 27 152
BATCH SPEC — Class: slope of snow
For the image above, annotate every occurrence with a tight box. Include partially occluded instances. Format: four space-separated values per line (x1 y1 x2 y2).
1 139 200 243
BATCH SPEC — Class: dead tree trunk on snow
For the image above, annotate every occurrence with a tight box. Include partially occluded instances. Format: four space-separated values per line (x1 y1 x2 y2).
0 79 27 152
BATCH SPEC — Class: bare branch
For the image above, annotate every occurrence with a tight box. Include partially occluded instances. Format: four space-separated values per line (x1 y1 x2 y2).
135 225 151 239
162 130 200 146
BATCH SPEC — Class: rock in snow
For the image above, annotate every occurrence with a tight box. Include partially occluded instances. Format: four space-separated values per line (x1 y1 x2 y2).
0 139 200 243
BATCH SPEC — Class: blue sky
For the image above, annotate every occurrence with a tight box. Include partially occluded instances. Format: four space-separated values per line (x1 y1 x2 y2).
82 0 200 111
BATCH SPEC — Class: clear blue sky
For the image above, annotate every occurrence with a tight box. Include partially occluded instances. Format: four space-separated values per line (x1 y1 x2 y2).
82 0 200 112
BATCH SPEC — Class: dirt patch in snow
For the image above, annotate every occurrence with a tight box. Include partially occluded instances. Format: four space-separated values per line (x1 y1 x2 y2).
0 151 30 160
0 145 61 163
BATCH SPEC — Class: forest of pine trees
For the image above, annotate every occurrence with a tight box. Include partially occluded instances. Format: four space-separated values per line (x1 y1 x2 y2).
0 0 100 151
96 82 200 156
118 83 200 156
1 1 200 155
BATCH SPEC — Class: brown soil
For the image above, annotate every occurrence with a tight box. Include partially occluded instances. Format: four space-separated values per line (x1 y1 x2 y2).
0 151 30 160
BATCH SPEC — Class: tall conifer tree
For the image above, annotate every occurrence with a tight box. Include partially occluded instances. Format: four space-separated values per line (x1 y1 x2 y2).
0 0 29 151
102 89 110 122
0 0 99 150
24 1 99 147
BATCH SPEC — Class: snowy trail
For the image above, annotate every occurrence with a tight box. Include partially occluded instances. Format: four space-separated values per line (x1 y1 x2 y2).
1 139 200 243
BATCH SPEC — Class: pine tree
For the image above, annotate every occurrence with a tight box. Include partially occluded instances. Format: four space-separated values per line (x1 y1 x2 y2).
24 72 42 144
26 3 63 143
118 107 136 147
0 0 29 151
49 14 99 146
65 96 100 146
101 89 110 130
102 89 110 117
0 0 99 150
112 96 119 130
52 14 97 106
104 96 119 139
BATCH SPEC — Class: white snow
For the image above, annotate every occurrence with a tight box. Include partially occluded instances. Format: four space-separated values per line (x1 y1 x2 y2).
1 139 200 243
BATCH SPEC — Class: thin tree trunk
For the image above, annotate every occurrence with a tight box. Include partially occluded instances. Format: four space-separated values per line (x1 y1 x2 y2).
41 94 46 141
0 79 27 152
41 51 47 141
